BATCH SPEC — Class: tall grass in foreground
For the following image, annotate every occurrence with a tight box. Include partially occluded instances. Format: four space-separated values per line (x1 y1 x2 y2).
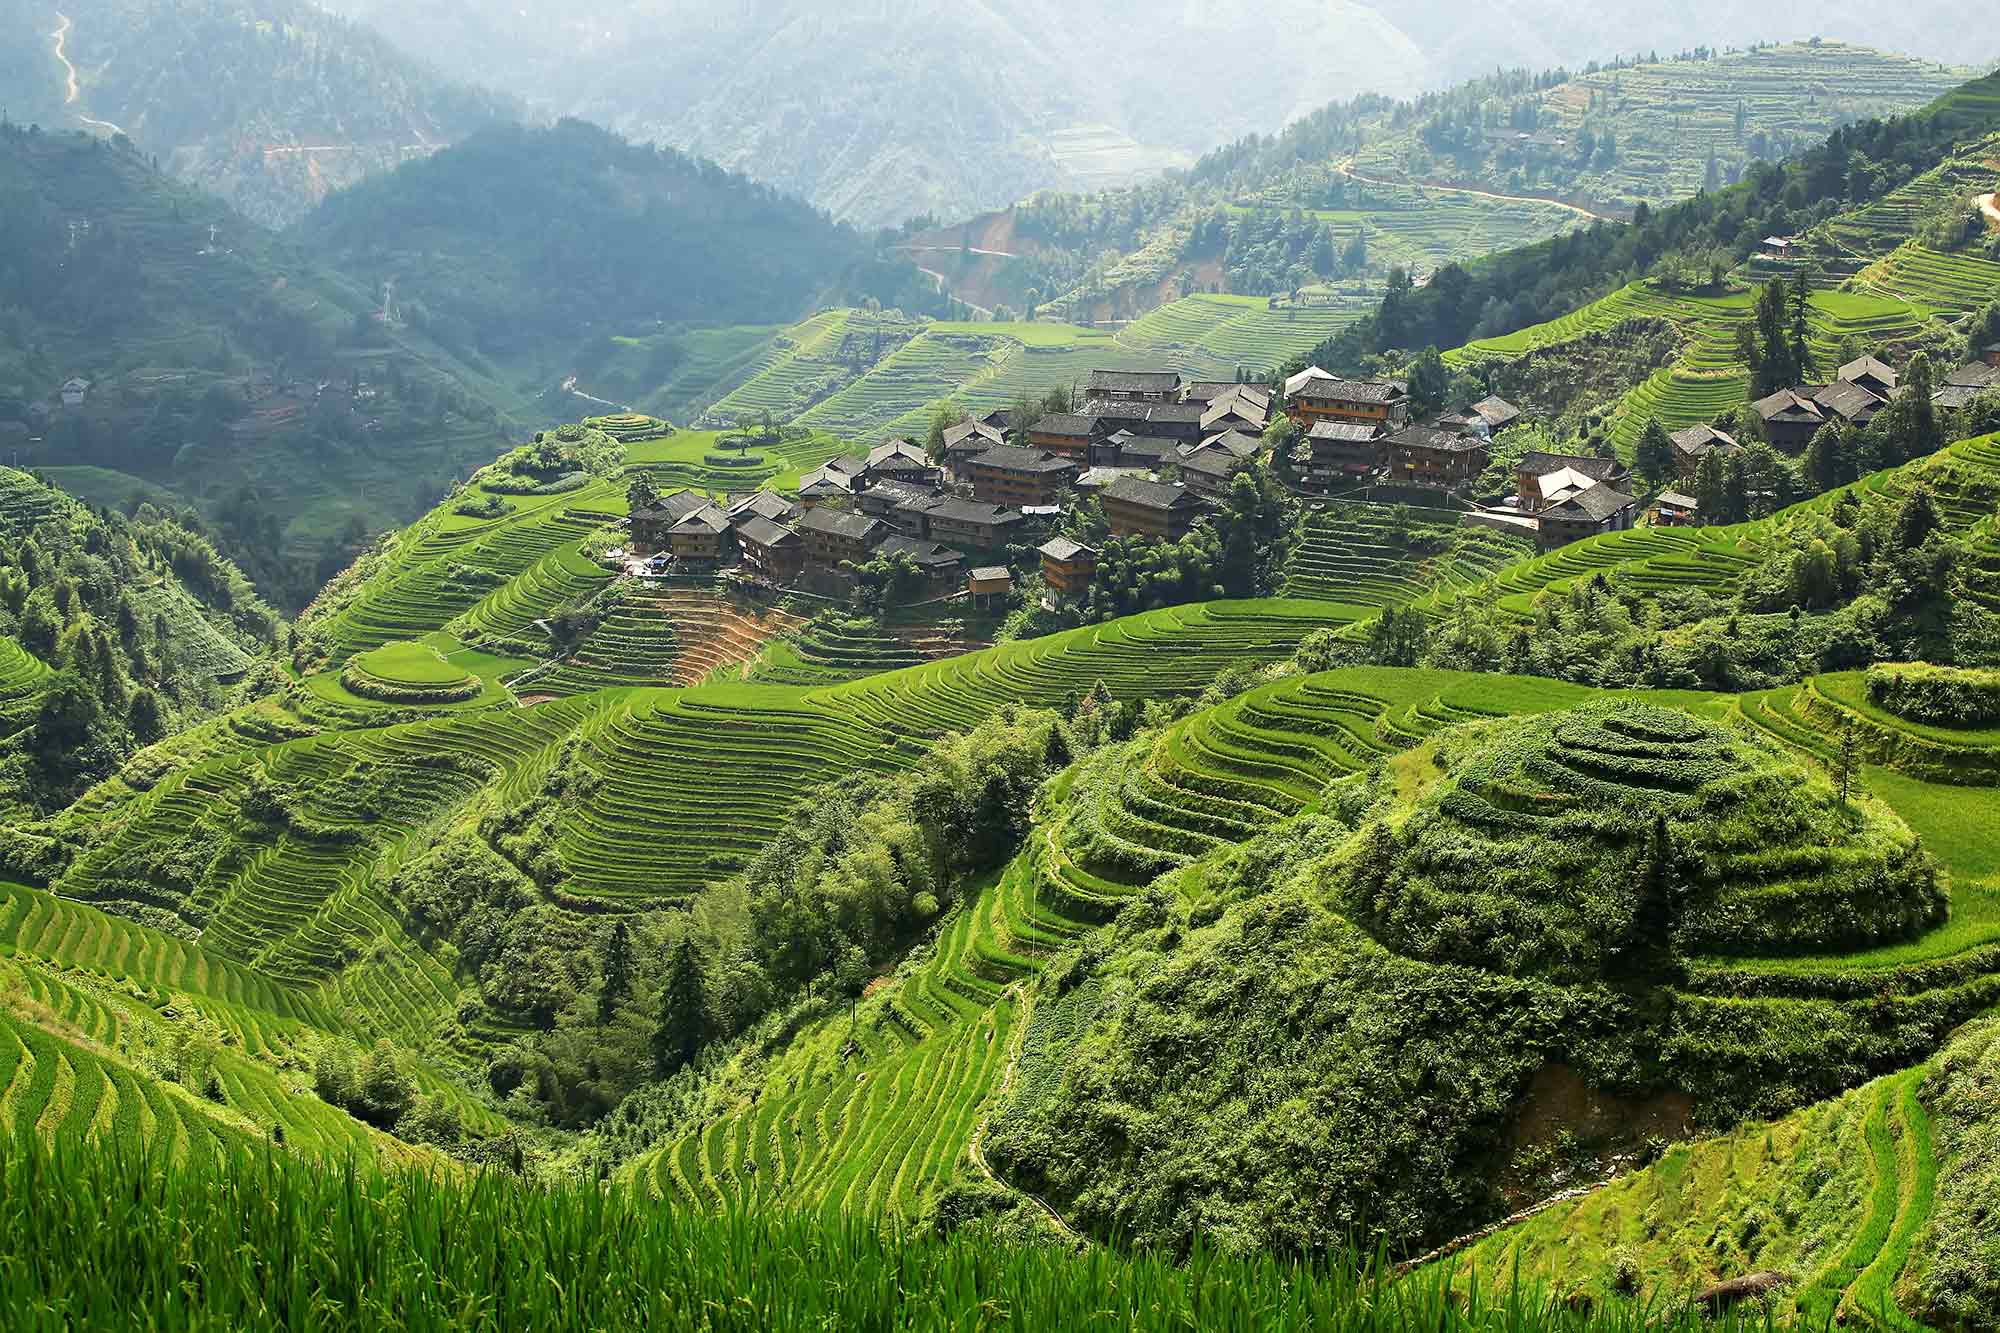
0 1131 1798 1332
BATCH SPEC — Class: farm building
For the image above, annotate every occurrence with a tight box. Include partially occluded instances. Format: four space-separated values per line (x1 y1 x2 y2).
1026 413 1111 465
1387 425 1488 488
1286 377 1410 430
1295 421 1385 490
1669 425 1742 478
736 516 805 582
875 536 966 592
1537 483 1638 548
863 439 937 486
1086 369 1181 404
970 445 1079 507
666 504 735 565
1037 537 1097 599
1516 452 1628 511
799 507 888 572
631 490 717 550
1102 475 1206 541
1751 388 1826 452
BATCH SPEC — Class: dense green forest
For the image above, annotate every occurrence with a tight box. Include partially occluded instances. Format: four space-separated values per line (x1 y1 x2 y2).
293 120 964 372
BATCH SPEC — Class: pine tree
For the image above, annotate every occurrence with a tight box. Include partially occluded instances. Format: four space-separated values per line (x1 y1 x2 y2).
1635 419 1675 487
598 921 634 1026
653 936 709 1079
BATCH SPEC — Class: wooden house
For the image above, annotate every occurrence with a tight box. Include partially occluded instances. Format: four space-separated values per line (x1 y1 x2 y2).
1537 483 1638 548
1101 475 1206 541
1086 370 1181 404
1668 426 1742 479
1515 452 1628 511
735 516 805 582
863 439 938 487
1287 377 1410 430
966 566 1015 606
666 503 735 565
924 498 1027 549
1837 355 1898 399
970 445 1079 507
1386 425 1488 488
798 507 888 572
1037 537 1097 599
1295 421 1384 490
1025 413 1110 464
1751 388 1825 452
631 490 715 551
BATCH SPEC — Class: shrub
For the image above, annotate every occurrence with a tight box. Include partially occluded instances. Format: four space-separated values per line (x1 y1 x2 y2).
1866 662 2000 727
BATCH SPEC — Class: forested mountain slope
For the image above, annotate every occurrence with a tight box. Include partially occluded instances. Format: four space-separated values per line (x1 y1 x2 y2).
291 120 962 380
0 124 532 608
0 0 516 226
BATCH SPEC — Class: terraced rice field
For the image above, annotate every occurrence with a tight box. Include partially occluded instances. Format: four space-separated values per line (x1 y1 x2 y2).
1447 1065 1939 1324
0 637 49 708
532 585 806 695
1284 504 1534 606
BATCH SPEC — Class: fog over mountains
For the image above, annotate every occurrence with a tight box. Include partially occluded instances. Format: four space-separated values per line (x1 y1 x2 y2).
315 0 1993 227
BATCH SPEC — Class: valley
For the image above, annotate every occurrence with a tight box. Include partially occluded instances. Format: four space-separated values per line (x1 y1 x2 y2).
4 6 2000 1330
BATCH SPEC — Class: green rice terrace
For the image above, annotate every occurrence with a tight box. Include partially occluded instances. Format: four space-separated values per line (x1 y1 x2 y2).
0 415 1996 1323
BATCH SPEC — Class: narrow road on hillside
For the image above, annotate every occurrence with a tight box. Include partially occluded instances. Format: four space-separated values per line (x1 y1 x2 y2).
49 13 127 136
899 244 1022 259
1336 158 1615 223
912 266 994 319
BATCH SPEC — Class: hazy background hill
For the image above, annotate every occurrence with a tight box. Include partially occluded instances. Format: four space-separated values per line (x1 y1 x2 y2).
290 118 960 371
0 0 515 226
315 0 1997 229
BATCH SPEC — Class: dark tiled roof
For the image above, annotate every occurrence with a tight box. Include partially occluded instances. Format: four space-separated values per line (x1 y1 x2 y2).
1392 425 1486 454
927 497 1026 526
942 420 1005 451
1088 370 1181 394
1543 483 1637 523
972 445 1079 474
876 535 963 568
1752 389 1824 422
1669 426 1741 456
866 440 932 469
1029 413 1104 439
1292 377 1406 405
668 504 733 536
1104 475 1204 511
1945 361 2000 388
1657 491 1699 510
968 566 1013 582
638 490 713 522
798 508 884 542
1306 421 1382 443
1517 452 1625 480
730 491 802 523
1179 447 1243 477
735 515 799 548
1201 430 1264 459
1838 355 1898 389
1812 381 1886 421
1472 395 1522 426
1038 537 1096 562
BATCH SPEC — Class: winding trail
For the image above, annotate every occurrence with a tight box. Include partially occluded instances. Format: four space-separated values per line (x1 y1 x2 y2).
49 13 127 136
912 265 994 319
966 986 1083 1245
1335 157 1616 223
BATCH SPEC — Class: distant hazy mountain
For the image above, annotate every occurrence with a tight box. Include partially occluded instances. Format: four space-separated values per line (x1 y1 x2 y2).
0 0 515 226
291 119 957 365
314 0 1991 229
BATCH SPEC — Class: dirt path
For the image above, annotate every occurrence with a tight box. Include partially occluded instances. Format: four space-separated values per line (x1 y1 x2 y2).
966 987 1083 1245
49 13 126 136
1336 158 1615 223
899 244 1022 259
912 265 994 319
